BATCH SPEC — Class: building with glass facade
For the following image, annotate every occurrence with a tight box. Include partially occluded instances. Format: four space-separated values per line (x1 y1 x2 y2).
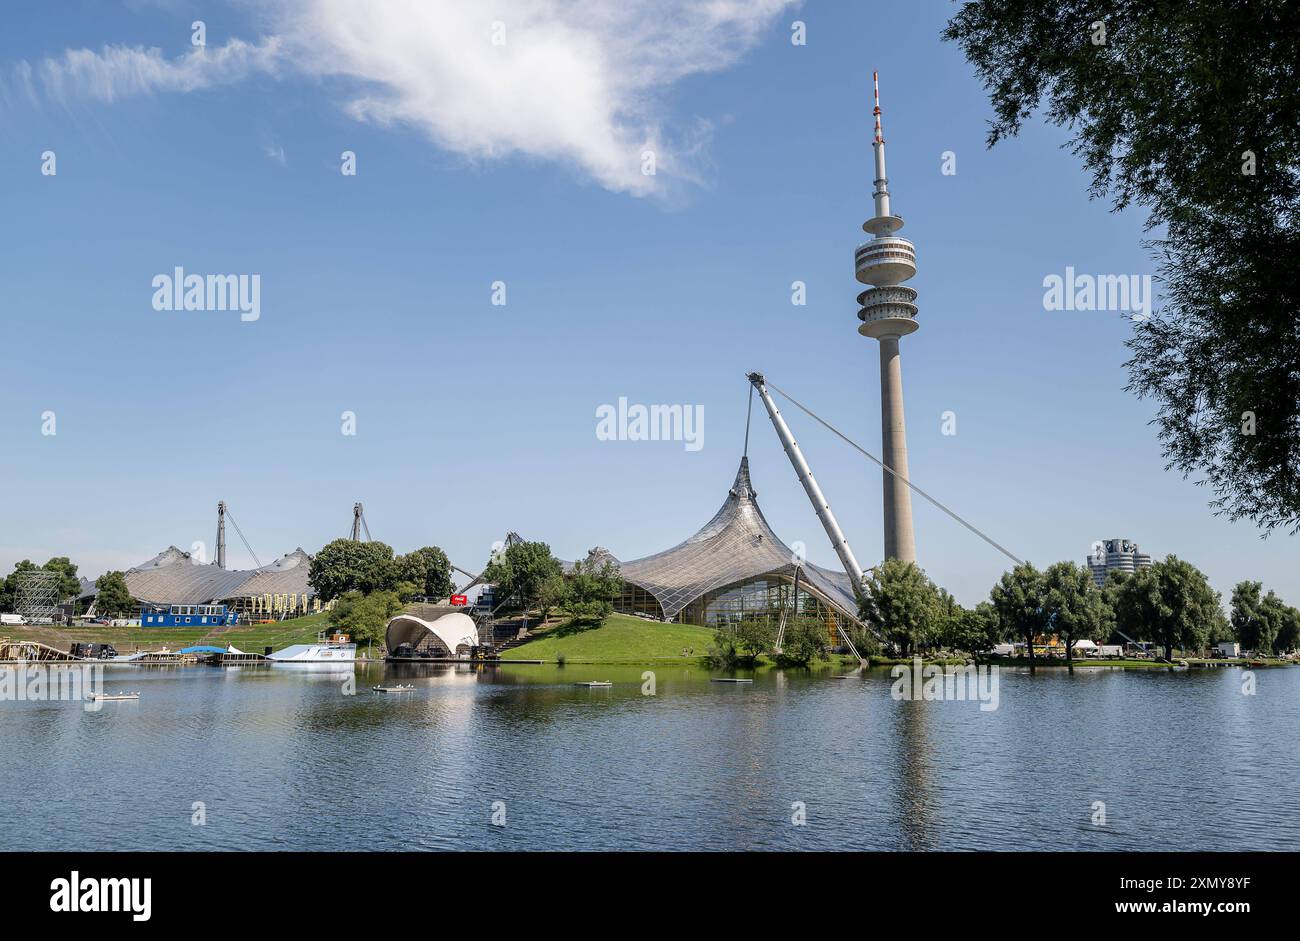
588 458 863 632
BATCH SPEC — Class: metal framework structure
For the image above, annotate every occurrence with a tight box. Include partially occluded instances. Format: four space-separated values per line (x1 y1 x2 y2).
14 570 61 623
0 639 86 662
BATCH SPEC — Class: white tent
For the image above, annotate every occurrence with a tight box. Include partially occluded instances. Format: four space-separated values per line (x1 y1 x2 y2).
1072 639 1098 650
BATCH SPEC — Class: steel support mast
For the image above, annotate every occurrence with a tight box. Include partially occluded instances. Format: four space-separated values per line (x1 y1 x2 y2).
747 372 868 601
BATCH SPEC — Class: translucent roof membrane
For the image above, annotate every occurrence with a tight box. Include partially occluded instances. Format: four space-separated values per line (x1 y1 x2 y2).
618 458 861 623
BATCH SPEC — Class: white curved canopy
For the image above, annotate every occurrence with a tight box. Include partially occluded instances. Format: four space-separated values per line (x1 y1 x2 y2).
385 612 480 653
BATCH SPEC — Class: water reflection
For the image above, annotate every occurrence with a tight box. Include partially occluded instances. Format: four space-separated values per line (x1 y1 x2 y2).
0 662 1296 850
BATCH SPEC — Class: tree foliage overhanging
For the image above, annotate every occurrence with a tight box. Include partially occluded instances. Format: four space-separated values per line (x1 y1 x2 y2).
943 0 1300 532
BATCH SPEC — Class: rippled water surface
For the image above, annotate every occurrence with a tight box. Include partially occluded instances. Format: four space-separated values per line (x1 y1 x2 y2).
2 661 1297 850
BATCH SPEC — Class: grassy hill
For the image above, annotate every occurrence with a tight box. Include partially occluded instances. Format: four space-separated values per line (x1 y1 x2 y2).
499 613 715 664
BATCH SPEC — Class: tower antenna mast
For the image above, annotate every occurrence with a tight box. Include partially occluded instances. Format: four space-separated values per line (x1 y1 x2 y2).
857 70 919 563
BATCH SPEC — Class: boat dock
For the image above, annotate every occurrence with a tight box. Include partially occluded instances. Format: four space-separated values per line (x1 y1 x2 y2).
1 639 89 663
217 650 271 665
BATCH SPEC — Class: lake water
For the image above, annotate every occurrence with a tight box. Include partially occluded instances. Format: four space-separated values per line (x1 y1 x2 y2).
2 661 1296 851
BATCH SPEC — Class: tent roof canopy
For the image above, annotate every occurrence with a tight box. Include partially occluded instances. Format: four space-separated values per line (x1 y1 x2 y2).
615 457 861 624
385 612 480 653
80 546 317 606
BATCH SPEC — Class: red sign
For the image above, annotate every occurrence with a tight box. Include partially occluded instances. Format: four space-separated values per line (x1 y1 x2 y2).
450 595 468 606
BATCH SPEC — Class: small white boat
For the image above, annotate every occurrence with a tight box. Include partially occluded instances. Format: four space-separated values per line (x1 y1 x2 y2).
710 678 753 684
574 681 613 688
89 692 140 701
372 684 415 693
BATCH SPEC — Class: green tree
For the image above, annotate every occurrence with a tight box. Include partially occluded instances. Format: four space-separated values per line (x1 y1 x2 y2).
708 619 775 667
308 539 398 602
1043 561 1112 672
943 600 1002 656
989 562 1047 673
482 540 563 613
564 559 622 625
1101 570 1136 644
394 546 454 601
1275 604 1300 654
93 571 135 619
1230 581 1272 653
42 557 82 603
536 574 571 621
1118 557 1219 661
1207 604 1234 646
0 560 38 611
943 1 1300 533
859 559 941 656
328 589 405 647
931 587 962 653
734 620 776 659
708 629 741 668
844 623 883 659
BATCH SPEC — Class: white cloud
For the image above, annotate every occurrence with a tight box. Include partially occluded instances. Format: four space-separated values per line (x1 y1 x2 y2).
34 37 283 103
269 0 796 194
10 0 797 196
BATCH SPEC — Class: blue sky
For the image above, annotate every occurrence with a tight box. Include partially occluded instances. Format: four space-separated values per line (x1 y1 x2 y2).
1 0 1293 607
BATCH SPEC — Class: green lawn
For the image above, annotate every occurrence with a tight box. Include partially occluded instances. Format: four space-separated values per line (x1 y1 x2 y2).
499 613 716 664
1 610 336 655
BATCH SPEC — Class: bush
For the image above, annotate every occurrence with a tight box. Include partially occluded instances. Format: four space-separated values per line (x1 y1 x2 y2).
775 618 827 666
708 619 775 666
329 589 404 647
